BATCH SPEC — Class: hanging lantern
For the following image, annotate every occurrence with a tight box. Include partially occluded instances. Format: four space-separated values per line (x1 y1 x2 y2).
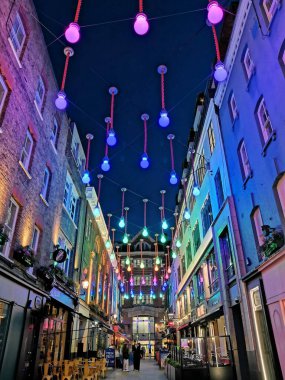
82 278 89 289
157 65 170 127
55 47 74 110
142 226 148 237
82 134 94 184
140 114 150 168
107 87 118 146
142 199 149 237
184 207 191 220
162 219 168 230
141 276 146 285
127 265 131 272
122 207 130 244
119 188 127 228
207 1 224 25
154 264 159 272
172 251 177 259
123 233 128 244
64 0 83 43
101 156 110 172
134 5 149 36
167 134 178 185
176 239 182 248
155 256 160 265
160 233 166 244
153 276 158 286
167 267 172 274
193 183 201 197
130 276 134 286
212 26 227 82
140 261 145 269
82 171 90 184
115 267 119 274
126 256 130 265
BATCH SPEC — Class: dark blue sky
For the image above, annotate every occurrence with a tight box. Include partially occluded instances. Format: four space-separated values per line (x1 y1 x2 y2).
34 0 218 240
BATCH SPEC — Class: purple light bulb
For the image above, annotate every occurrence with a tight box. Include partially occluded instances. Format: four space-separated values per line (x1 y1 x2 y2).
134 13 149 35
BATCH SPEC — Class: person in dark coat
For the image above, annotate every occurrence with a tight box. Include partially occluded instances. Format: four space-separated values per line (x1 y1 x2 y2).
132 341 142 371
122 343 129 371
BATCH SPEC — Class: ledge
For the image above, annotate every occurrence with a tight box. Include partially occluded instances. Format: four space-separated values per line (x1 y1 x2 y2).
40 193 49 207
8 37 23 69
261 130 276 156
34 100 44 121
19 160 32 180
242 170 253 189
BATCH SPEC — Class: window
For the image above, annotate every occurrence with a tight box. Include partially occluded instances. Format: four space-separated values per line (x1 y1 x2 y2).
0 75 8 116
229 92 238 121
208 123 216 154
63 175 79 223
261 0 279 23
207 252 219 294
243 47 255 80
196 268 205 303
238 140 251 181
219 228 235 280
251 207 265 261
20 129 33 171
35 76 45 111
9 13 26 57
197 151 206 186
41 167 51 201
0 198 19 257
185 242 192 268
256 97 273 144
201 196 213 236
192 222 201 253
58 235 72 276
31 225 40 253
214 169 224 209
0 301 11 367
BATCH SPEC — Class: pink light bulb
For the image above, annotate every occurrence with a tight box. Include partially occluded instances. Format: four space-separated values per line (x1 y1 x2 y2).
165 273 169 280
65 22 80 43
134 13 149 36
118 274 121 281
207 1 224 25
168 267 172 274
141 277 146 285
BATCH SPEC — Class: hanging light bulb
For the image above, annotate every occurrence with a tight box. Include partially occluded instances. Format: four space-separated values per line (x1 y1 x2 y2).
153 294 156 299
123 234 129 244
162 219 168 230
159 109 170 128
140 261 145 269
101 156 110 172
207 1 224 25
118 216 125 229
134 13 149 35
130 276 134 286
94 206 100 217
140 153 150 169
163 281 167 287
155 256 160 265
165 273 169 280
107 128 117 146
139 291 143 299
126 256 130 265
184 207 191 220
141 276 146 285
153 276 158 286
131 290 134 298
160 233 166 244
168 267 172 274
214 61 228 82
170 170 178 185
154 264 159 272
193 183 201 197
162 286 166 292
176 239 182 248
105 240 111 249
55 91 67 110
65 22 80 43
82 170 90 184
127 265 131 272
172 251 177 259
115 267 119 274
118 273 121 280
110 251 115 260
142 226 149 237
160 292 163 298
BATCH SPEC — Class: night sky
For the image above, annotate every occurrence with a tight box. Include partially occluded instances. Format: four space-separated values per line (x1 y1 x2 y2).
33 0 219 240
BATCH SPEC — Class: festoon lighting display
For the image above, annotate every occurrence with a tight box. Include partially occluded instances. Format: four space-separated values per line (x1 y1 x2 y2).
134 0 150 35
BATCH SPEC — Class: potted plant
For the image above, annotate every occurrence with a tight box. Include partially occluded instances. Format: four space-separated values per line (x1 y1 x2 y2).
13 246 35 267
0 225 8 247
260 225 284 258
37 266 55 291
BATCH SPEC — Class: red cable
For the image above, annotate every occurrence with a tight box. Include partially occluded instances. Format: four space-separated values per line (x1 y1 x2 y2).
183 180 188 209
143 118 147 154
169 138 175 170
74 0 83 23
112 229 115 244
139 0 143 13
161 193 165 219
121 190 125 216
61 53 70 91
212 25 221 62
97 176 102 203
105 143 109 157
125 209 128 233
110 93 115 129
85 137 91 170
144 202 147 226
161 72 165 109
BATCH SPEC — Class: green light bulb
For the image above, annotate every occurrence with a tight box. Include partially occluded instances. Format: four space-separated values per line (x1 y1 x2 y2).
126 256 130 265
160 233 166 244
142 226 149 237
110 252 115 260
156 256 160 265
172 251 177 259
176 239 181 248
123 234 128 244
105 240 111 249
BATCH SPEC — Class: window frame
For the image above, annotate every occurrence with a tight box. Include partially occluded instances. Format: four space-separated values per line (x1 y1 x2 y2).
35 76 45 111
261 0 279 24
207 123 216 155
41 166 51 201
9 12 26 57
20 129 34 172
229 92 238 122
0 198 19 258
256 97 273 145
243 47 255 81
31 225 40 253
51 117 59 147
201 196 213 236
0 75 8 117
238 139 252 182
214 169 224 209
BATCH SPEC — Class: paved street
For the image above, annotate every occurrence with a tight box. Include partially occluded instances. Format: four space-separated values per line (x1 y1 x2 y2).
107 360 165 380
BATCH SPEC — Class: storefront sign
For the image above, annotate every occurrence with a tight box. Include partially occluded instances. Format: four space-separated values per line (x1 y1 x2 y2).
52 248 67 263
105 348 115 368
50 287 74 310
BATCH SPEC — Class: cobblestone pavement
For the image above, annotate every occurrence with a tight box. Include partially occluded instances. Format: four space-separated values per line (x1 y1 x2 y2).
106 359 165 380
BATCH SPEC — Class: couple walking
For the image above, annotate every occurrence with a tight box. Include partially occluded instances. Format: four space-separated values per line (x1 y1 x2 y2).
122 341 142 371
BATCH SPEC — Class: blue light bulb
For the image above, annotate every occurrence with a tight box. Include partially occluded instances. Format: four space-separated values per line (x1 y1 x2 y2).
110 252 115 260
140 153 149 169
94 206 100 217
162 286 166 292
105 240 111 249
176 239 182 248
163 281 167 287
106 128 117 146
118 216 125 228
193 185 200 197
82 170 90 184
122 234 128 244
142 226 149 237
184 207 190 220
101 156 110 172
170 170 178 185
160 233 166 244
159 109 170 127
162 219 168 230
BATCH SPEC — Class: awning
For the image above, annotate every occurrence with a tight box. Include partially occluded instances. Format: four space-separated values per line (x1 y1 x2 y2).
190 307 223 326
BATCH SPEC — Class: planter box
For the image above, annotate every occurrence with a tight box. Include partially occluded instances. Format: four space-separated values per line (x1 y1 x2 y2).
209 366 235 380
13 250 34 267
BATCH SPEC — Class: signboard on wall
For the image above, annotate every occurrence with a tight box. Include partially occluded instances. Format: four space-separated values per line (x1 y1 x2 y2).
181 338 189 348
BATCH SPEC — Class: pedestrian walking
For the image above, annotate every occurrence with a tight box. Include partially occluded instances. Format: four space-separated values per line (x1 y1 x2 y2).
132 341 142 371
122 343 129 371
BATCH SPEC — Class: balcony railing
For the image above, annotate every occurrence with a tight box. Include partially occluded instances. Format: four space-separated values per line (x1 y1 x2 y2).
226 264 235 280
